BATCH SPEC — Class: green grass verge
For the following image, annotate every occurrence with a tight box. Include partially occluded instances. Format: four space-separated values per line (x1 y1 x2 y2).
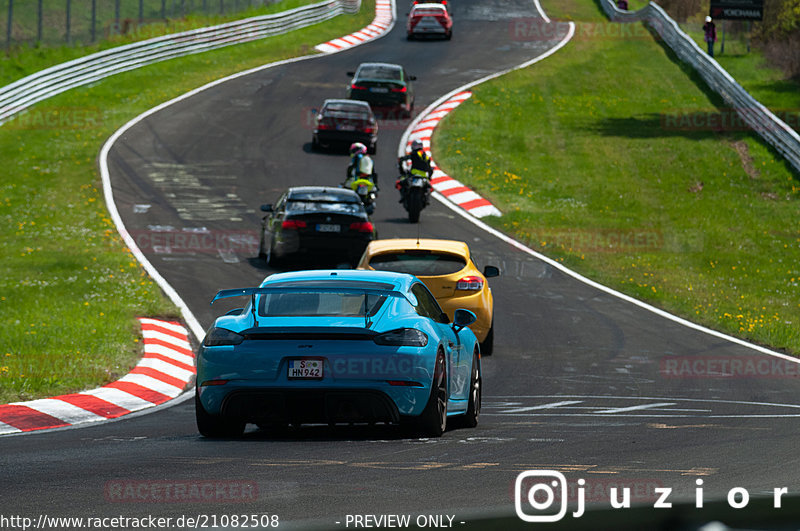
433 0 800 355
0 0 375 403
0 0 320 87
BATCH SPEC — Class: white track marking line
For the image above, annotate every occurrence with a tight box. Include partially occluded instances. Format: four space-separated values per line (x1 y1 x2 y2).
595 402 677 414
500 400 583 413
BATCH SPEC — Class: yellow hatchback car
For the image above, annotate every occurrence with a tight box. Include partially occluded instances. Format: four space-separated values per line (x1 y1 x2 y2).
357 239 499 354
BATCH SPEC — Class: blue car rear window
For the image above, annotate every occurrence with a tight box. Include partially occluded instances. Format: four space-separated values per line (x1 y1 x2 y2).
257 291 387 317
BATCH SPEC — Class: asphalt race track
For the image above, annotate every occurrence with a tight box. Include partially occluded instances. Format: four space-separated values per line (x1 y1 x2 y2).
3 0 800 527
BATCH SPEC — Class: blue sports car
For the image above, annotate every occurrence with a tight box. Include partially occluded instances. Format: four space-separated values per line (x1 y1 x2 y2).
196 269 482 437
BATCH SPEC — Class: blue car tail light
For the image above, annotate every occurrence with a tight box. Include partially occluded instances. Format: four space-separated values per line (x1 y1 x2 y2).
203 327 245 346
373 328 428 347
387 380 424 387
201 379 229 387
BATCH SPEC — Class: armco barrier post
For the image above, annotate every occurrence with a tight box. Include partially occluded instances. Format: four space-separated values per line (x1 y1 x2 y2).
6 0 12 54
66 0 71 44
91 0 96 42
37 0 43 42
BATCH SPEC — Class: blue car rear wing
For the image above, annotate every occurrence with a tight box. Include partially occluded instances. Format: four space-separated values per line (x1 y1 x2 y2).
211 286 410 329
211 286 408 304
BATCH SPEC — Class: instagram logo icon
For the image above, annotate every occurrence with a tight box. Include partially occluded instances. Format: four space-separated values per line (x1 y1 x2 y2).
515 470 569 522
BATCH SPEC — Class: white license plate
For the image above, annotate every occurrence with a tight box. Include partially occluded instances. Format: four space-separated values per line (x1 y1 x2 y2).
338 124 356 131
357 184 369 195
288 359 323 379
370 87 389 93
317 224 341 232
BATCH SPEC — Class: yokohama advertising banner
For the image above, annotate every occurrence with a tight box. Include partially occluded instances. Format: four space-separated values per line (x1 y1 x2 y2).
710 0 764 20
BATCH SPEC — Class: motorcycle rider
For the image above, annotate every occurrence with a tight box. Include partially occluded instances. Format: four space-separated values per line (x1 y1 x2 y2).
345 142 378 190
396 139 433 199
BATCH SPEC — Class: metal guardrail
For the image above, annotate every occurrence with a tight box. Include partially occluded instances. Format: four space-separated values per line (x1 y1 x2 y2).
0 0 361 126
600 0 800 175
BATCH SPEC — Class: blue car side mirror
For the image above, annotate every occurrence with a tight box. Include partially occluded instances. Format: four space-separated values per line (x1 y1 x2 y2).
452 309 477 332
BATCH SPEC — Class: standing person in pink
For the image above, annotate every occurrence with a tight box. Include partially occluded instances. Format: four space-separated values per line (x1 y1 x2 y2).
703 15 717 57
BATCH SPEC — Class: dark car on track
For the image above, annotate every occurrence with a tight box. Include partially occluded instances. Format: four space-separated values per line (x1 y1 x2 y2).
258 186 377 267
311 99 378 154
346 62 416 118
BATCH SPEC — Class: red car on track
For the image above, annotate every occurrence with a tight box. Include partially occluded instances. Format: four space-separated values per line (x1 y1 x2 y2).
407 3 452 40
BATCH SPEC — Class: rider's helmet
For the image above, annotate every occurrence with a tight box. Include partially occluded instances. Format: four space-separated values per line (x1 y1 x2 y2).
410 140 424 152
350 142 368 156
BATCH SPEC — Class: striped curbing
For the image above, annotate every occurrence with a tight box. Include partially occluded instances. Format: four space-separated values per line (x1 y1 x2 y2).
0 318 194 435
315 0 394 53
405 91 502 219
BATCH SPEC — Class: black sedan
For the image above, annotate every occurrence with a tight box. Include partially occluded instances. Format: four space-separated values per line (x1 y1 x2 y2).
346 62 416 118
258 186 377 267
312 99 378 154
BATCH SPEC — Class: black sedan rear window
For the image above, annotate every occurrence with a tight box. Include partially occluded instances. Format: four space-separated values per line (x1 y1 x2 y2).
286 201 364 215
369 251 466 276
357 66 402 81
325 102 371 115
288 190 360 203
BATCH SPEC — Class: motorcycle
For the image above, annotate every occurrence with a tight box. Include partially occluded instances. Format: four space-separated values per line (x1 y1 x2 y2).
396 171 431 223
351 176 378 215
343 157 379 215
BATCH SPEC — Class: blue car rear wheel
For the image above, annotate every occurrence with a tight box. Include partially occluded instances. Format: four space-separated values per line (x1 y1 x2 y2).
196 390 245 438
418 351 447 437
454 351 480 429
